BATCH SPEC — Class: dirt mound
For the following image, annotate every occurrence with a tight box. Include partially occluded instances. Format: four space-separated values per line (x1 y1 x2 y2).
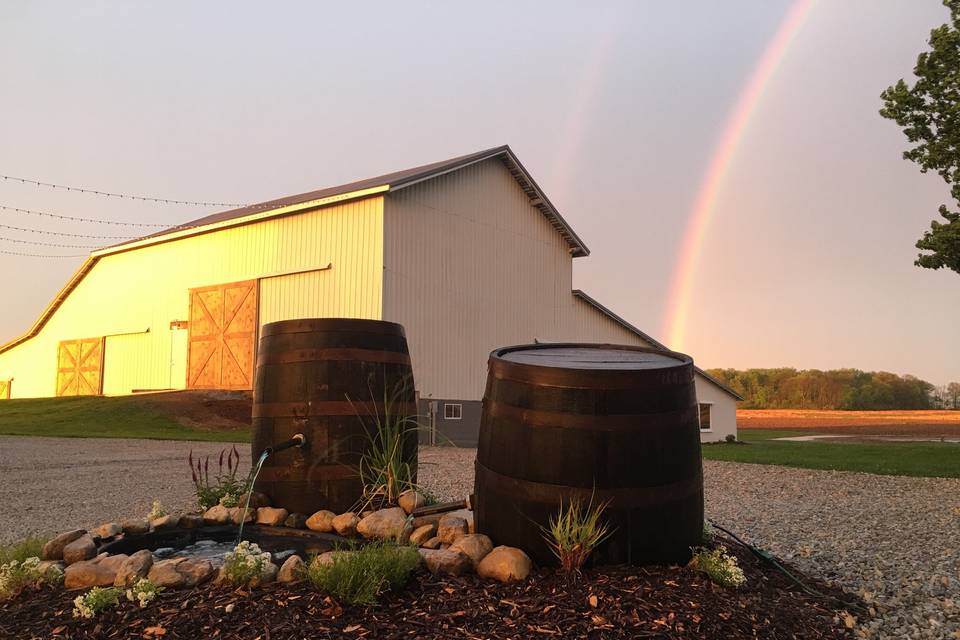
136 390 252 431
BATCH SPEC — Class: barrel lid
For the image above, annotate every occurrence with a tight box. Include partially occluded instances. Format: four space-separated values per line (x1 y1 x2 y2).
498 345 688 370
489 344 693 388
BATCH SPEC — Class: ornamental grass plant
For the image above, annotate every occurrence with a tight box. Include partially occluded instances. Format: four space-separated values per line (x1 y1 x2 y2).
542 493 613 574
304 541 419 606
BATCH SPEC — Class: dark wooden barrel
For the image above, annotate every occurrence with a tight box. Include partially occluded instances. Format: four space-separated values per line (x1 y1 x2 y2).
252 318 418 515
474 343 704 566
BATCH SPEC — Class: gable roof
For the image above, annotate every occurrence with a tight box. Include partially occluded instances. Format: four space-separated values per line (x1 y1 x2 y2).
572 290 744 401
102 145 590 258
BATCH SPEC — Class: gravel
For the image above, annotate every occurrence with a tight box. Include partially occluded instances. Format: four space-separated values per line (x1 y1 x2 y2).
3 438 956 639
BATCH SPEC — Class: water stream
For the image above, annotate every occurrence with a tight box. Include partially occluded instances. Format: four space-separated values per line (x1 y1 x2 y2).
235 449 270 546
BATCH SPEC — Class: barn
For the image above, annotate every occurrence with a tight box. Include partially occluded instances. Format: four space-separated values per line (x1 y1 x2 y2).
0 145 740 442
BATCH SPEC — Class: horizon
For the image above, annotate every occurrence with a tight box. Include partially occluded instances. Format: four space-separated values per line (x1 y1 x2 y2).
0 1 957 385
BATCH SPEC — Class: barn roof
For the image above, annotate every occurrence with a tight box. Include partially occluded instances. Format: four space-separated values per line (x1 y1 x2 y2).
572 290 743 400
102 145 590 258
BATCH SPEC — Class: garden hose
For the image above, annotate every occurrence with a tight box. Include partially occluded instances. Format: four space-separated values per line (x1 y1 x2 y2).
708 519 867 615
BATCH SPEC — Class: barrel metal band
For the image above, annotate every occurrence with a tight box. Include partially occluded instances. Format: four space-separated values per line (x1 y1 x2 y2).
487 362 694 390
474 461 702 509
253 400 418 418
258 348 411 366
256 463 360 482
484 400 699 431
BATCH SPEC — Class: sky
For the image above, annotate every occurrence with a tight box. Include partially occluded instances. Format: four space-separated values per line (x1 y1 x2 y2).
0 1 956 385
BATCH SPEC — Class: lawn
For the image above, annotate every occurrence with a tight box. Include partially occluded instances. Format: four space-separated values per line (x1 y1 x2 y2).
703 429 960 478
0 396 250 442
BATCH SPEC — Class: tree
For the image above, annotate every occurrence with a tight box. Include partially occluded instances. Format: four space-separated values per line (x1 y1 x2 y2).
880 0 960 274
948 381 960 409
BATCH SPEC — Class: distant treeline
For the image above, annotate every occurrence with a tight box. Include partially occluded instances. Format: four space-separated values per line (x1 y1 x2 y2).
705 368 960 410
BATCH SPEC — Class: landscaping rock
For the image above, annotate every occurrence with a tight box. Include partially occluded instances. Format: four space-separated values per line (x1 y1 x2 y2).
93 522 122 539
437 515 468 544
256 507 289 526
228 507 255 525
36 560 65 582
421 536 442 550
41 529 85 561
332 512 360 537
418 548 472 576
148 557 215 588
398 489 427 514
250 562 279 587
284 513 308 529
477 546 532 583
237 491 271 509
449 534 493 568
412 508 474 532
202 505 231 525
150 514 178 530
277 555 304 583
121 519 151 535
114 549 153 588
178 514 204 529
314 551 355 567
409 524 436 547
62 534 97 564
306 510 336 532
357 507 409 541
64 553 128 589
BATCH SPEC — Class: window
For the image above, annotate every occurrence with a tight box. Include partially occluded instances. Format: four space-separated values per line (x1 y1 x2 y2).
698 403 712 431
443 403 462 420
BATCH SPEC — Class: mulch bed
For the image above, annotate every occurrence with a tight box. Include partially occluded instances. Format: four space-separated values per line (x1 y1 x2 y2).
0 542 861 640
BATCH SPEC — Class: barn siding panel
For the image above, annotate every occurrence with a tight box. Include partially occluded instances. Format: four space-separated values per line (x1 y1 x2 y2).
0 197 383 397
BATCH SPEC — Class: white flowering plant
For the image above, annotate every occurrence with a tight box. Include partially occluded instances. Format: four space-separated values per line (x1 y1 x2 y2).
690 545 746 588
72 586 121 618
125 578 163 608
147 499 167 521
222 541 272 586
0 557 47 599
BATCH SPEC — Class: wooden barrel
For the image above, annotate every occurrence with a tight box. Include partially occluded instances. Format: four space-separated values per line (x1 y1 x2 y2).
251 318 418 515
474 343 703 566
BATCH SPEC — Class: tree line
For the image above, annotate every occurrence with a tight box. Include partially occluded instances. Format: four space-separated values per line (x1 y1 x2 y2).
705 368 960 410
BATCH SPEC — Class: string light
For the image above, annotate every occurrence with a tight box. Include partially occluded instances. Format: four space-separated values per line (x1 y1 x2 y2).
0 235 101 249
0 222 138 240
0 203 190 228
1 173 249 208
0 249 85 258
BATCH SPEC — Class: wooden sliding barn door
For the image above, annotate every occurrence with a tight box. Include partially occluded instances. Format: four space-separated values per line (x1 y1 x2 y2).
187 279 258 390
56 337 104 396
0 379 10 400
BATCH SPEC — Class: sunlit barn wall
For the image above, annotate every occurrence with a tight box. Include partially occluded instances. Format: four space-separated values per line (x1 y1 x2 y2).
0 197 384 397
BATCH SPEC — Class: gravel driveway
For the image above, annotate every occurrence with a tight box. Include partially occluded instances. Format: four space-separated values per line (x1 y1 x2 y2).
2 437 957 639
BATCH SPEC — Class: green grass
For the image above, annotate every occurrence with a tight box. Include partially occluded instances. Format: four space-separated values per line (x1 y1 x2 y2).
0 396 250 442
702 429 960 478
304 541 420 605
0 537 46 565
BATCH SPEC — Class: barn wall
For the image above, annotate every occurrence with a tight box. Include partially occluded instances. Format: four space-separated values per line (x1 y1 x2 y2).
382 158 575 402
0 197 384 398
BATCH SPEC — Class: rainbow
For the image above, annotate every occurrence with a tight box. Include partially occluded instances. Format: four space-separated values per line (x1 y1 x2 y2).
662 0 817 349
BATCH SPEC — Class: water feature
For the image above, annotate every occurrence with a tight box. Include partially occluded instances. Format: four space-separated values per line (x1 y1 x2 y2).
235 433 306 545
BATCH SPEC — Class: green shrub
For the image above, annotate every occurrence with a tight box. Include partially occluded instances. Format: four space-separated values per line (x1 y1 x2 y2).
189 446 250 510
72 586 121 618
304 541 419 605
222 541 272 587
542 493 612 574
725 434 737 443
690 546 746 587
0 537 46 565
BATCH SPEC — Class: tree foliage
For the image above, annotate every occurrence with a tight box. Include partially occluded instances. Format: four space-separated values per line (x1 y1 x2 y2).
880 0 960 273
706 368 943 410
